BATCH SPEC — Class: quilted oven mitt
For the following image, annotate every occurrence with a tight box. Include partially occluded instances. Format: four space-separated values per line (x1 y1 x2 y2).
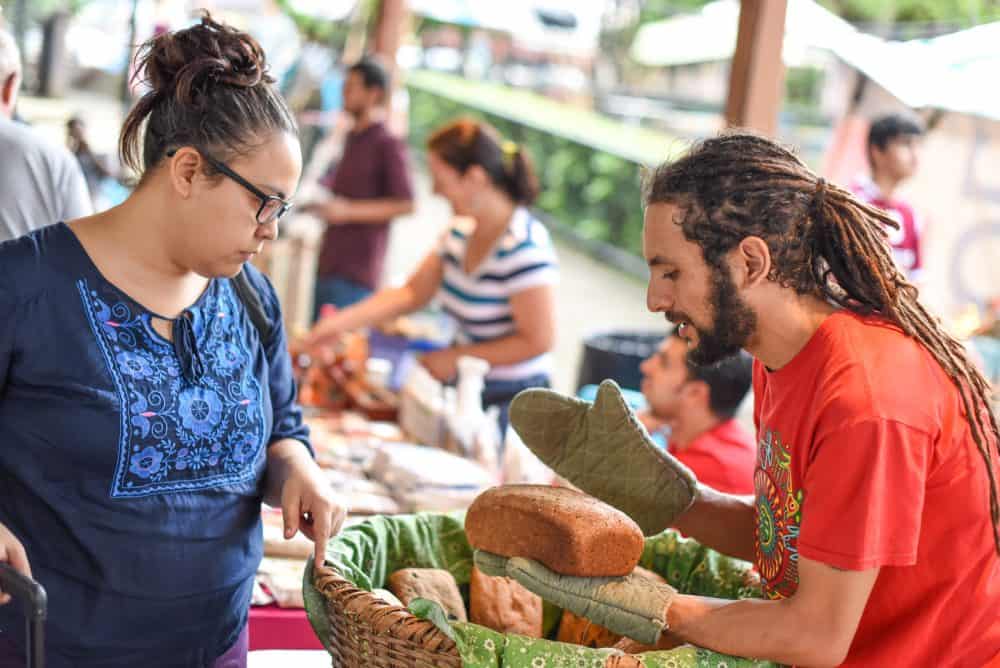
475 550 677 646
508 379 698 535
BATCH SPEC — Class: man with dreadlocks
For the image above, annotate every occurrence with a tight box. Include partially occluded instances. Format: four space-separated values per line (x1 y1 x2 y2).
479 132 1000 666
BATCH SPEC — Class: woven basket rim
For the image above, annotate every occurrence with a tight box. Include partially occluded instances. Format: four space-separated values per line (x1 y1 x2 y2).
313 562 462 656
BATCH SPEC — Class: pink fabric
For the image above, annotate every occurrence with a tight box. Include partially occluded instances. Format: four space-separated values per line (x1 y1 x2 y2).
248 606 323 651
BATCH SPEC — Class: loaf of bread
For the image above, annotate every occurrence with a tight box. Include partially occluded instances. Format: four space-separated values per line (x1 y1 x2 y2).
387 568 467 622
469 566 543 637
557 610 621 648
465 485 644 577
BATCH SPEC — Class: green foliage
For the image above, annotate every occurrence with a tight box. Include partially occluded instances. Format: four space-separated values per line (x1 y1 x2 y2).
634 0 1000 26
407 72 684 258
630 0 999 33
1 0 94 20
639 0 715 23
818 0 1000 27
273 0 372 50
785 66 824 106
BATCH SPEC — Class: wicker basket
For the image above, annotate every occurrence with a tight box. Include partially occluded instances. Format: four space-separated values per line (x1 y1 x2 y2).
305 512 768 668
312 564 462 667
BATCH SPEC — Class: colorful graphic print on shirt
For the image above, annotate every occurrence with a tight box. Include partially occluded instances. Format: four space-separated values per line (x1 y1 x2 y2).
78 278 266 498
754 427 803 600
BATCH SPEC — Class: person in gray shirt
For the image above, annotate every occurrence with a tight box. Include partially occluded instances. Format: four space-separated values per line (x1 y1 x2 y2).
0 27 91 242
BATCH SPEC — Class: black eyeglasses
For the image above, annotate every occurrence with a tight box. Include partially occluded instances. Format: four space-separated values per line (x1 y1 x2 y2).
167 148 293 225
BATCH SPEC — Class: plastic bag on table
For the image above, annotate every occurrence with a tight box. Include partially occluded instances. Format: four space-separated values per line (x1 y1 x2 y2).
500 426 555 485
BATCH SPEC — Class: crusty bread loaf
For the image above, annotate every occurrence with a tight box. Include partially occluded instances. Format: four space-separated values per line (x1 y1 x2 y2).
469 566 543 637
387 568 467 622
465 485 644 577
557 610 621 648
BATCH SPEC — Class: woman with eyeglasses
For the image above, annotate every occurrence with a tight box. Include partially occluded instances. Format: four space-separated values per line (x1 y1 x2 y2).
0 15 344 666
305 118 559 436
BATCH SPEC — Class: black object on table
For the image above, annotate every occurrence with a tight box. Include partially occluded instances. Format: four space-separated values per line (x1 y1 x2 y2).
575 330 665 392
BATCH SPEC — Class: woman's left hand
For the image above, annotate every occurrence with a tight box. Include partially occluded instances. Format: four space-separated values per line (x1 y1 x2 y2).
420 348 459 382
270 441 348 568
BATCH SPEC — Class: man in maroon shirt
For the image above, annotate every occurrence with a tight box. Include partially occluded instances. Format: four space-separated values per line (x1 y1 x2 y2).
303 56 414 318
637 326 755 494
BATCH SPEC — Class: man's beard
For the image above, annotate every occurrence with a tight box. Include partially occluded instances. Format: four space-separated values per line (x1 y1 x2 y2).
685 266 757 366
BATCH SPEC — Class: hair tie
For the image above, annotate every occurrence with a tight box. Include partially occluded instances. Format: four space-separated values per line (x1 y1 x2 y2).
501 140 519 170
813 177 827 212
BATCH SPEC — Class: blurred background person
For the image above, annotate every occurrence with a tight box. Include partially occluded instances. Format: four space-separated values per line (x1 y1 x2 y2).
66 115 127 211
302 55 414 316
0 27 91 242
306 118 558 433
851 113 926 282
637 327 755 495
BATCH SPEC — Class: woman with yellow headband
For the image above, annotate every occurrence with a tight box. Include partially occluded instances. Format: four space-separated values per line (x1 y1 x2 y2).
305 118 559 433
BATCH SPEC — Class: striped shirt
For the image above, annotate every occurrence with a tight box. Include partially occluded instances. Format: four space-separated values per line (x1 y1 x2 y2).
436 207 559 381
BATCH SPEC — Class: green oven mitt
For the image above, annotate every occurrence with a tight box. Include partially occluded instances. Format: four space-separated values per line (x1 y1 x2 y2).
474 550 676 646
508 379 697 536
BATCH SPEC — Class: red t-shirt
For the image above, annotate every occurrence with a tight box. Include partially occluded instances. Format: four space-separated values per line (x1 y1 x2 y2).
752 310 1000 666
669 419 755 495
850 177 923 277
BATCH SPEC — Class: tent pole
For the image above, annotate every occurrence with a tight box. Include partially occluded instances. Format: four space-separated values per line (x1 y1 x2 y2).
724 0 788 136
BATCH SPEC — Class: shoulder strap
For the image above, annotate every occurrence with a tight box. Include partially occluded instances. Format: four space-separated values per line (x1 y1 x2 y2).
232 269 273 344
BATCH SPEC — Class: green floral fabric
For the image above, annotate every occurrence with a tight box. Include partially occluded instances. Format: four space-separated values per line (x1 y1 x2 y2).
450 625 775 668
637 530 763 601
303 512 777 667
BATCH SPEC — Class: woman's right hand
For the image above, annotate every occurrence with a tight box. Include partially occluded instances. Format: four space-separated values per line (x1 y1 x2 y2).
0 522 31 605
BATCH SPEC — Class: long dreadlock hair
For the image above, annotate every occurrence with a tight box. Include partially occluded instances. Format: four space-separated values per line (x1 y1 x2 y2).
644 131 1000 555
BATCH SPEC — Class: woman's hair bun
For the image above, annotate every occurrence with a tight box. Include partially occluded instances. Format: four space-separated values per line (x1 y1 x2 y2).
139 13 273 108
119 12 295 175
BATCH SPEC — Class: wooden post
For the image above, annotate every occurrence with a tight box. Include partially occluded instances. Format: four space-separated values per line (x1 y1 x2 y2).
371 0 407 122
372 0 406 67
724 0 788 136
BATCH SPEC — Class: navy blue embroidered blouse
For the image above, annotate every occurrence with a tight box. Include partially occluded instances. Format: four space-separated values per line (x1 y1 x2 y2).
0 223 311 666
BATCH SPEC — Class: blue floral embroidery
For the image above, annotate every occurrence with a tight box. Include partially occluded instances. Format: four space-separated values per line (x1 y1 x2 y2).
213 341 244 374
177 387 224 437
230 432 260 465
117 350 156 381
129 445 164 479
78 279 267 498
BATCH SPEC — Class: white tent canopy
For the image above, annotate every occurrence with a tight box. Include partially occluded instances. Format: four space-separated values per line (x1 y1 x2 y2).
630 0 859 68
408 0 604 56
631 0 1000 122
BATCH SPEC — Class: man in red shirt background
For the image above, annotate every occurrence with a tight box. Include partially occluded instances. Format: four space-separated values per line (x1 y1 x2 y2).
637 327 755 495
850 113 925 282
